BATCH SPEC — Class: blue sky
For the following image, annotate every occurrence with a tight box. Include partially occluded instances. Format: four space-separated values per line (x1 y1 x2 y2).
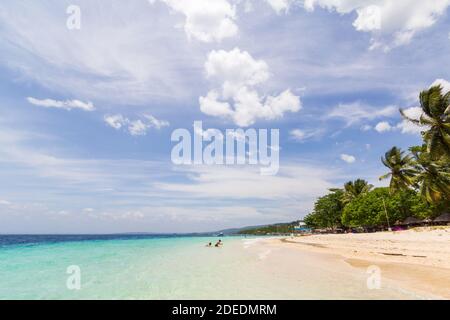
0 0 449 233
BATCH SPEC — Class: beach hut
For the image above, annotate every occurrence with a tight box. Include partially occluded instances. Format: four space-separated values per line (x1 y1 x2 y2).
392 220 406 231
403 216 421 227
421 218 433 226
434 213 450 226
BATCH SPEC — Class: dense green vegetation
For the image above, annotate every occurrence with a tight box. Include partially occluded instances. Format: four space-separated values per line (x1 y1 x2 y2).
237 222 298 235
303 190 344 229
304 186 437 229
342 188 435 227
304 85 450 229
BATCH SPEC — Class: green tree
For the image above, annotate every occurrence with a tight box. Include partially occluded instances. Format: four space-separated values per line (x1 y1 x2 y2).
379 147 416 194
342 179 373 205
304 189 344 229
342 188 431 227
401 85 450 160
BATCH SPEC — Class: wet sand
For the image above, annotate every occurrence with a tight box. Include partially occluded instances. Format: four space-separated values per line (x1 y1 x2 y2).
263 227 450 299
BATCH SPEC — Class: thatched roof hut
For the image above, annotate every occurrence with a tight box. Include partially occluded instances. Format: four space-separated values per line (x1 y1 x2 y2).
403 216 421 225
434 213 450 223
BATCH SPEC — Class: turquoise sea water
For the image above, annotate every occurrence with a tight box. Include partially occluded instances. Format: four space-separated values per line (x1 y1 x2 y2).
0 235 427 300
0 235 253 299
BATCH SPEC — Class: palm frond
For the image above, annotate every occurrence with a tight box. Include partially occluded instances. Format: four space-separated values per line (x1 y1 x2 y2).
400 108 421 125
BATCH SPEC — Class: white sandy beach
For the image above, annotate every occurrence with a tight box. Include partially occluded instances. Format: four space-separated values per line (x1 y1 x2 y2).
259 227 450 299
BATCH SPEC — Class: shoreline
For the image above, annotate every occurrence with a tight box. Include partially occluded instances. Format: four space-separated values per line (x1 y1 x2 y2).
1 233 448 299
262 227 450 299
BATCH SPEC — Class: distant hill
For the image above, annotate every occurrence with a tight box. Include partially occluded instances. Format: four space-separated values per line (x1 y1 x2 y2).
116 221 301 237
216 221 300 236
214 224 271 235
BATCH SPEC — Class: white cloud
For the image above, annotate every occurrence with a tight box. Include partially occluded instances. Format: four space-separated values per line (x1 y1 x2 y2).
0 127 132 183
243 1 254 13
128 120 149 136
90 205 295 227
199 91 233 117
340 154 356 164
265 0 297 14
145 115 171 130
431 78 450 93
204 48 270 91
353 5 382 31
290 129 307 141
304 0 450 49
104 114 169 136
0 128 186 221
200 48 301 126
375 121 392 133
27 97 94 112
0 126 338 232
290 128 324 142
156 0 238 42
328 102 397 125
104 114 126 130
98 210 146 221
156 164 336 200
0 1 203 104
0 200 11 206
0 124 371 232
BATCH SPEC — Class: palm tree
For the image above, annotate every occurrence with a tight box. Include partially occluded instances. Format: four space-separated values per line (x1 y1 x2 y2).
342 179 373 205
380 147 416 194
400 85 450 160
410 146 450 204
